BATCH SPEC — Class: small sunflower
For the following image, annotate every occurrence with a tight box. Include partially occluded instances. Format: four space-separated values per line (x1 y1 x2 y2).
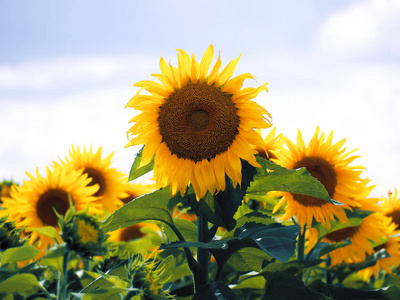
320 211 391 266
271 127 370 229
126 45 271 199
380 189 400 229
58 146 128 212
1 165 100 252
255 127 283 161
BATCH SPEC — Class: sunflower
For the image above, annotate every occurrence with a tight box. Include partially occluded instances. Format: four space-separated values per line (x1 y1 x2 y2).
125 45 271 199
255 127 283 160
1 165 100 252
271 127 370 229
380 189 400 229
321 211 393 266
358 222 400 280
57 146 128 212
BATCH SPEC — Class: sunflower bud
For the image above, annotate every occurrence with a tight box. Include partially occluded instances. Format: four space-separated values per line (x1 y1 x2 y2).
0 214 25 250
59 205 107 259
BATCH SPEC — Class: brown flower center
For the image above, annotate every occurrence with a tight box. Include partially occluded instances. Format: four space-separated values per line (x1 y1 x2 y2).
291 157 337 207
325 225 360 242
119 224 145 241
36 189 70 227
84 167 106 197
157 82 240 162
386 209 400 230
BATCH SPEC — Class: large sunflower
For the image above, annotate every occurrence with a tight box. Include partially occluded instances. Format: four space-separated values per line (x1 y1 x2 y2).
125 45 271 199
57 146 128 212
1 165 100 252
272 127 370 229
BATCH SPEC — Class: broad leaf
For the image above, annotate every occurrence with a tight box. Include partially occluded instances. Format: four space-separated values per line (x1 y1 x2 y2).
103 187 182 233
128 146 154 181
0 245 41 265
234 222 300 263
262 271 332 300
28 226 59 241
0 273 42 294
247 158 332 203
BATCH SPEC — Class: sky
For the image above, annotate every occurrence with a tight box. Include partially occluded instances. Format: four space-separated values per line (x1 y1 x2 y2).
1 0 399 198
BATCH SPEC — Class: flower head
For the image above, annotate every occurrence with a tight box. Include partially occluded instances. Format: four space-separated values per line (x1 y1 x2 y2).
57 146 128 212
1 165 100 252
272 127 370 229
126 45 271 199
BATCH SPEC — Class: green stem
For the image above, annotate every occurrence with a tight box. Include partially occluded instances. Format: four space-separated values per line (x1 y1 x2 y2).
196 215 209 290
57 248 71 300
297 225 306 280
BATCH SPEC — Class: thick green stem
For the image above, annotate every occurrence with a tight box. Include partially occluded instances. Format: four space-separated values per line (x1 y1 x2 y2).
57 248 71 300
297 225 306 280
196 215 209 290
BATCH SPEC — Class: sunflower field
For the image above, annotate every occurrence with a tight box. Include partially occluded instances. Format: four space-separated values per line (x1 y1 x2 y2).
2 45 400 299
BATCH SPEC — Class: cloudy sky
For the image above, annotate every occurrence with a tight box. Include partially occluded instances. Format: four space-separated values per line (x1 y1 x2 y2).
1 0 399 198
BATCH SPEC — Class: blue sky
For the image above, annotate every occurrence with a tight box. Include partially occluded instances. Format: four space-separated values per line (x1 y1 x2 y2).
1 0 399 198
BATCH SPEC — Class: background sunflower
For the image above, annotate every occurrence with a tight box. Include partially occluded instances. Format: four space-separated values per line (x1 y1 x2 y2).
271 127 371 229
1 165 100 253
57 146 129 212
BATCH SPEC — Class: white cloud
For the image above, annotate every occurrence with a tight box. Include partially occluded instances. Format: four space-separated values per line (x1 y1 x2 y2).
316 0 400 55
0 55 158 89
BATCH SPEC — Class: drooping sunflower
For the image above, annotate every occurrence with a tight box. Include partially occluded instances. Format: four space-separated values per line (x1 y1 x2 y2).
380 189 400 229
1 165 100 252
271 127 370 229
125 45 271 199
57 146 128 212
255 127 283 161
321 212 393 266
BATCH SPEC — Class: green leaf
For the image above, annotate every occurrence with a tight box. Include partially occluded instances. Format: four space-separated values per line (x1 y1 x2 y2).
0 273 42 293
247 158 332 203
234 222 300 262
262 259 324 276
0 245 41 265
317 241 352 258
28 226 59 241
163 218 197 242
309 279 398 300
227 248 269 273
39 247 65 272
262 271 332 300
103 187 182 232
192 281 240 300
128 146 154 181
156 254 192 283
232 275 266 290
